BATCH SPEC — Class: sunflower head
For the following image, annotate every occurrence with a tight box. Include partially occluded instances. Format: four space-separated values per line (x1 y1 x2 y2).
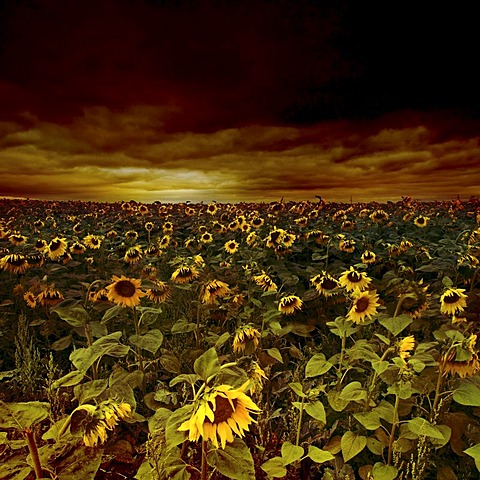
233 324 261 354
171 265 200 284
106 275 146 308
278 295 303 315
440 288 468 316
346 290 380 324
338 267 372 292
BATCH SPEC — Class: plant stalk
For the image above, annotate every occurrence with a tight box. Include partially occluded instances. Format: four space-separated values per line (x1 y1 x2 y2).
24 428 43 479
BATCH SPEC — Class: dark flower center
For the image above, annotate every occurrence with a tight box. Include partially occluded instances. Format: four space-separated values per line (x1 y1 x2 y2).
50 240 61 251
321 277 338 290
211 396 237 424
347 271 362 283
443 292 461 304
115 280 136 297
355 297 370 313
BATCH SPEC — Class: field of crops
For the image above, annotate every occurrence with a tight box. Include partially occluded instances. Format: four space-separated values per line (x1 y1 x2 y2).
1 196 480 479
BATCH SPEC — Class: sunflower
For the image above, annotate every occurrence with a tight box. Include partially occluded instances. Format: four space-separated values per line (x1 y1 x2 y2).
83 234 103 249
440 288 468 316
37 287 64 306
178 382 260 449
70 242 86 255
145 244 160 256
207 203 218 215
339 238 355 253
414 216 430 228
146 281 171 304
45 237 68 260
200 232 214 244
233 325 261 354
90 288 110 303
125 230 139 241
163 222 174 234
158 235 171 249
239 359 268 393
200 279 230 304
138 204 149 215
34 239 48 252
341 220 355 231
338 267 372 292
106 230 117 238
295 217 308 227
0 253 29 274
439 336 480 378
26 253 45 268
246 232 258 247
346 290 380 323
311 272 340 297
224 240 239 254
124 246 143 264
142 264 157 279
106 275 146 308
23 291 37 308
9 234 28 246
361 250 376 265
250 217 264 228
398 335 416 362
369 209 389 223
253 272 277 292
171 265 200 284
278 295 303 315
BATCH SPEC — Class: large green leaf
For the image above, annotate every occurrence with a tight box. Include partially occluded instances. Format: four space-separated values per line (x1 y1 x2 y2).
305 400 327 423
305 353 333 378
54 305 89 327
453 377 480 406
307 445 334 464
407 417 445 439
464 443 480 471
129 329 164 354
378 314 413 336
261 457 287 479
194 347 220 381
341 431 367 462
372 462 398 480
281 441 304 465
0 401 50 429
208 438 255 480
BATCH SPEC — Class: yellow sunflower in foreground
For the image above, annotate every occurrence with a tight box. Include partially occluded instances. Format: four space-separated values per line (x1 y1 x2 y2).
171 265 200 284
439 335 480 378
200 279 230 304
233 324 261 354
440 288 468 316
338 267 372 292
106 275 146 308
278 295 303 315
346 290 380 323
178 382 260 449
398 335 416 362
0 254 29 274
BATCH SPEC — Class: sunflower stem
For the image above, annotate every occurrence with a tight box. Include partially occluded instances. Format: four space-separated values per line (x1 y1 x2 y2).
133 307 146 393
201 439 208 480
295 394 305 447
365 346 395 409
24 428 43 479
336 331 347 390
387 393 400 466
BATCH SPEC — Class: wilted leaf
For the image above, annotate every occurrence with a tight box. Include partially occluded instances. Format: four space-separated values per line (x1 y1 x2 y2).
0 401 50 429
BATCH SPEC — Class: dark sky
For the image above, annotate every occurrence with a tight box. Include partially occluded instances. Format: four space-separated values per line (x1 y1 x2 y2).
1 0 479 203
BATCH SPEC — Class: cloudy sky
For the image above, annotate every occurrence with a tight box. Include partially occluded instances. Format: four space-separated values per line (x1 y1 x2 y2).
1 0 479 203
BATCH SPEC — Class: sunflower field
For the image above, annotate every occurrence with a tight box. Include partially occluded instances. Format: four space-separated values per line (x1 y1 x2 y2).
1 196 480 480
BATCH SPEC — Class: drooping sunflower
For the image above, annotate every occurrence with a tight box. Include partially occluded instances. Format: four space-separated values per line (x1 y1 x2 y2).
238 358 268 393
253 272 277 292
145 244 160 256
246 232 258 247
338 267 372 292
106 275 146 308
34 239 48 252
163 222 174 234
339 238 355 253
46 237 68 260
178 382 260 449
146 281 171 304
398 335 416 362
106 229 118 238
124 246 143 264
278 295 303 315
232 324 261 354
224 240 239 254
361 250 376 265
346 290 380 323
200 279 230 304
125 230 139 241
70 242 86 255
171 265 200 284
37 287 64 306
9 234 28 246
439 335 480 378
0 253 29 274
440 288 468 316
311 272 340 297
90 288 110 303
158 235 171 249
250 217 264 228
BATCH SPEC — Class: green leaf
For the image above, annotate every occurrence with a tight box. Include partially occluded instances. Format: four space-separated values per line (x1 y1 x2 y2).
353 411 381 430
307 445 334 464
289 382 307 398
266 347 284 363
171 319 197 334
50 335 72 351
0 401 50 429
215 331 230 348
372 462 398 480
51 444 103 479
326 317 359 337
101 305 123 323
378 314 413 336
208 438 255 480
74 379 108 405
464 443 480 471
194 347 220 381
129 329 164 354
170 373 200 388
341 431 367 462
453 377 480 406
166 404 193 447
327 390 349 412
281 441 304 465
407 417 445 439
371 360 389 375
69 331 130 371
53 305 88 327
160 352 182 374
305 400 326 423
52 370 85 389
261 457 287 478
430 424 451 449
340 381 367 403
305 353 333 378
